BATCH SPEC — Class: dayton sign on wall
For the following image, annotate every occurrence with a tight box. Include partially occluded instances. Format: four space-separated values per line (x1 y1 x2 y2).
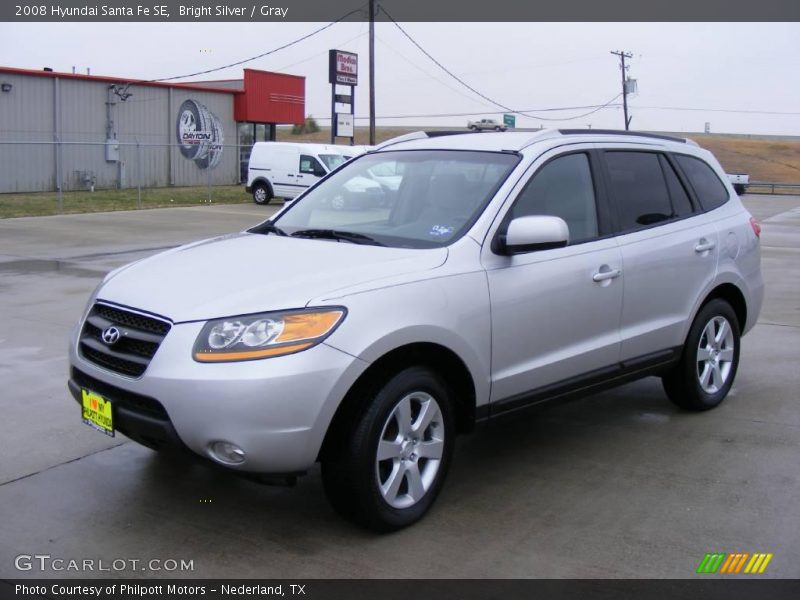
176 99 224 169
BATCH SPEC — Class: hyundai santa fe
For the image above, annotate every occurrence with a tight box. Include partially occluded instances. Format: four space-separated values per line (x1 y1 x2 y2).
68 129 763 531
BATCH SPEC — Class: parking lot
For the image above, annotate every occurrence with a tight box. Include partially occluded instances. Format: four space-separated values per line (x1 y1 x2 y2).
0 195 798 579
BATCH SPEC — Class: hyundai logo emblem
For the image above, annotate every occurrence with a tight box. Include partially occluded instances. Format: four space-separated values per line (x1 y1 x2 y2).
101 326 121 345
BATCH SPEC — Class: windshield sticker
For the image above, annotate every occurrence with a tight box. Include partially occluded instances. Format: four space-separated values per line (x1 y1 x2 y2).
429 225 455 237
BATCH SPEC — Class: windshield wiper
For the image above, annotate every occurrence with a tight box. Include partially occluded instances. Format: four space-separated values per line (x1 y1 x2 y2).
249 222 287 237
290 229 384 246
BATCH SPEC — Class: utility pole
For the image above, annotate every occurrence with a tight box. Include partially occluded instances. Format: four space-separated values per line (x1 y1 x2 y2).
368 0 376 145
610 50 633 130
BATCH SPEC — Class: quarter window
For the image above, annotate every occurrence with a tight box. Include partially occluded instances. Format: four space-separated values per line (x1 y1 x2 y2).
605 152 673 231
674 154 730 211
510 153 599 243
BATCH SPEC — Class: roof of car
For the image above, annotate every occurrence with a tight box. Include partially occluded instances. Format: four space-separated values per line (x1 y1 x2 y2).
374 129 696 153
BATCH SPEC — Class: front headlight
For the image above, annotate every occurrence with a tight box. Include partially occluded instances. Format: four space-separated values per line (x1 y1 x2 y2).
193 307 346 362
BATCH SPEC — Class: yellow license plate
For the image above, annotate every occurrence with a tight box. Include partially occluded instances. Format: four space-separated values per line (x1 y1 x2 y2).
81 389 114 437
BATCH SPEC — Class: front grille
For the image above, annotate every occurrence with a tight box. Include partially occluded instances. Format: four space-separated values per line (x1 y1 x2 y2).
79 302 172 377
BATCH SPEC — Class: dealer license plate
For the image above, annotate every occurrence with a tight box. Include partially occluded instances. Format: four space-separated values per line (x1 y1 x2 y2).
81 388 115 437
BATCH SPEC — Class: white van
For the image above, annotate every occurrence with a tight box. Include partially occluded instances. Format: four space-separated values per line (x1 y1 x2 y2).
246 142 348 204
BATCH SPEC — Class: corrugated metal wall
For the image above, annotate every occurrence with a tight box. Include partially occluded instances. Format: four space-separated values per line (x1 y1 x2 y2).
0 74 57 192
0 73 238 193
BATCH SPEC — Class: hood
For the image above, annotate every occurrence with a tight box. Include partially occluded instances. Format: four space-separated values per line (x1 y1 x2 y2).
97 232 447 321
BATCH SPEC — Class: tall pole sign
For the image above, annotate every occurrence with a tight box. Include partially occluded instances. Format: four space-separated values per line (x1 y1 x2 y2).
329 49 358 145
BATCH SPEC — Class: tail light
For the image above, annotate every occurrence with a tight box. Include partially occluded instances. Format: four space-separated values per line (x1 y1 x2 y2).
749 216 761 238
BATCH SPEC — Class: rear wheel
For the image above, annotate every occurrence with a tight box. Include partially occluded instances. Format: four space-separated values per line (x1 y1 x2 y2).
252 182 272 205
321 366 454 532
662 299 740 411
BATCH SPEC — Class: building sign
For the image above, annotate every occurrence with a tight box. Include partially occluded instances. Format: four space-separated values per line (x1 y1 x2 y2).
175 99 224 170
336 113 354 138
329 50 358 86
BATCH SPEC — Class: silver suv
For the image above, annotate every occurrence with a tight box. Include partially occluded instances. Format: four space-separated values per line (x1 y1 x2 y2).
68 129 763 531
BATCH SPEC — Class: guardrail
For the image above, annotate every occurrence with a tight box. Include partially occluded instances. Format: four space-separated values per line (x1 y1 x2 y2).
746 181 800 195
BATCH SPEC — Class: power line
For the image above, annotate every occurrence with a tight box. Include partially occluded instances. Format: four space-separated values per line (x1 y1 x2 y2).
632 105 800 116
148 4 366 83
380 6 620 122
313 103 624 121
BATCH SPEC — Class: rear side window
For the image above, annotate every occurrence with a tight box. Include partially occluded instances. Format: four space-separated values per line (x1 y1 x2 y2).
674 154 730 211
510 153 599 243
605 152 672 231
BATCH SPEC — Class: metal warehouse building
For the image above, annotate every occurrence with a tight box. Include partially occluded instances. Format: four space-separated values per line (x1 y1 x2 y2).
0 66 306 193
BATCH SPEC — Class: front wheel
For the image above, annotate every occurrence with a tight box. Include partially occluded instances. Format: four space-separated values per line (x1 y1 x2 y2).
662 299 741 411
321 366 455 531
252 182 272 205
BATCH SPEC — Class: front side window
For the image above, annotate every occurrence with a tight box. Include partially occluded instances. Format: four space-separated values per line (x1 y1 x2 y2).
509 153 599 243
605 151 673 232
268 150 520 249
674 154 730 211
299 155 325 176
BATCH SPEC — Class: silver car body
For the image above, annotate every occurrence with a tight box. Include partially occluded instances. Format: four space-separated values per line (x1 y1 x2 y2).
69 129 763 474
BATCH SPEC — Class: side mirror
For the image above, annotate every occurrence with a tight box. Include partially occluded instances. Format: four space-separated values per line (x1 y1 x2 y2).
499 215 570 254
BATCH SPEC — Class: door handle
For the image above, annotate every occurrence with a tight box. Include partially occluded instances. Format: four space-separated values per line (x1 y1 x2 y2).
592 268 621 282
695 239 716 253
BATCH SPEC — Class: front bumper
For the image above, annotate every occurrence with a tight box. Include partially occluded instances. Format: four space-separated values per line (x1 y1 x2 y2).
68 319 369 474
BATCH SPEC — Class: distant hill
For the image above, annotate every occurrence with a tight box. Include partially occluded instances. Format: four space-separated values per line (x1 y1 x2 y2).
278 126 800 183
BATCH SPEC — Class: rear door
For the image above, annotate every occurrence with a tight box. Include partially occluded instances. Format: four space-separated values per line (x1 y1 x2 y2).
601 148 719 362
483 146 624 407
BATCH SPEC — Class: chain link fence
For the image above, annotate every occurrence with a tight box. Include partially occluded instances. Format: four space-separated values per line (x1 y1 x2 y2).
0 140 250 217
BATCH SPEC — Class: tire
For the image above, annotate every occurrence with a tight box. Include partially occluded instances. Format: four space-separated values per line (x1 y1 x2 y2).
495 126 501 131
321 366 455 532
194 109 224 170
662 299 741 411
252 182 272 205
176 100 210 161
469 126 477 131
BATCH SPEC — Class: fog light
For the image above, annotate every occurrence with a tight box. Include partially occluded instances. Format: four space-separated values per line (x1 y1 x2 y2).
209 441 246 465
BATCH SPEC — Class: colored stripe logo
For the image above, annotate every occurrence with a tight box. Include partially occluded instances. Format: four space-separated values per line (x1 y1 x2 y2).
696 553 773 574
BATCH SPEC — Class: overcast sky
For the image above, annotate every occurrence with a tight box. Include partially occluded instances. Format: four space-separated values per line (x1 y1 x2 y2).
2 21 798 135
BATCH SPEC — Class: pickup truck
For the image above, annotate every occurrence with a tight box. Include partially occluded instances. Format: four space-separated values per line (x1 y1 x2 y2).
467 118 506 131
727 173 749 195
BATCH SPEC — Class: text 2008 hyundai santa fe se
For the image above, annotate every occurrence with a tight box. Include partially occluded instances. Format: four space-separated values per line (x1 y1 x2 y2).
69 129 763 531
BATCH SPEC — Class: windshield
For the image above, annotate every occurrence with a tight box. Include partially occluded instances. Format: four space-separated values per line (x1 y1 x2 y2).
269 150 520 249
318 153 347 171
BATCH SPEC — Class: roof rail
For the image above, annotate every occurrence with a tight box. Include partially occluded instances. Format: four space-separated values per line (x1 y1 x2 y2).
374 129 482 150
559 129 689 143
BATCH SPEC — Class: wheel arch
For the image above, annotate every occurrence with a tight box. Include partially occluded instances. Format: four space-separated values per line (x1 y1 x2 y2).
697 283 748 333
318 342 477 462
252 178 273 194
